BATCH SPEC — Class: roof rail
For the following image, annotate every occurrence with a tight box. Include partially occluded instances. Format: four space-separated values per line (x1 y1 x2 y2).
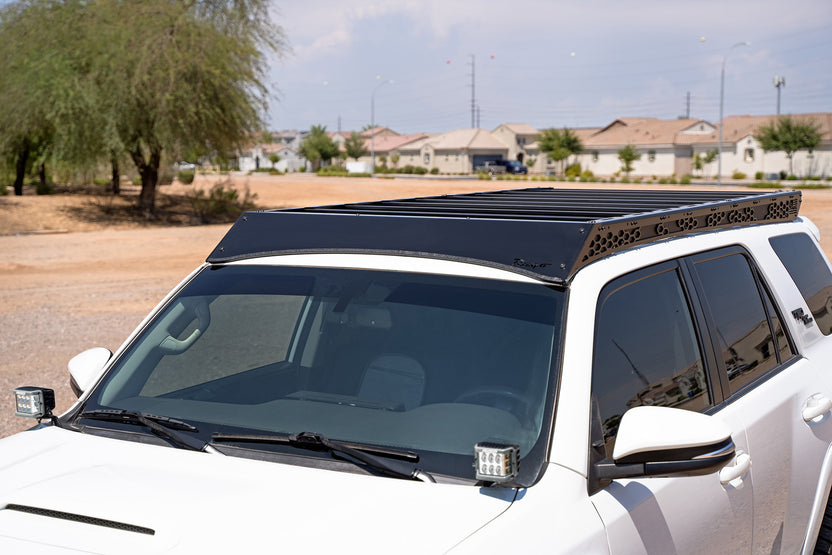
208 187 801 283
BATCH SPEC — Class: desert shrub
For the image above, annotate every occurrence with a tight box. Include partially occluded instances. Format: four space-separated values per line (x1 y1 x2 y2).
0 183 8 195
430 168 439 175
268 169 282 175
317 166 347 176
680 175 692 185
620 177 631 184
668 176 678 184
732 171 746 180
93 177 110 187
158 170 174 185
657 177 669 184
755 171 764 180
177 170 195 185
132 176 141 186
786 175 798 181
565 163 581 178
188 180 258 224
780 170 788 180
413 167 428 175
36 181 55 195
346 172 371 178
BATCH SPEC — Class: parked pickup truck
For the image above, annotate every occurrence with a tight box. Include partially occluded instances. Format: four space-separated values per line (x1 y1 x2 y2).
5 187 832 554
475 159 528 175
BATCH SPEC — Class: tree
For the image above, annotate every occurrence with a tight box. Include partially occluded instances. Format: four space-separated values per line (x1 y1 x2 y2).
693 149 717 178
755 116 822 176
538 128 583 175
267 153 280 168
390 153 400 168
617 144 641 176
299 125 339 170
0 0 286 215
344 131 368 161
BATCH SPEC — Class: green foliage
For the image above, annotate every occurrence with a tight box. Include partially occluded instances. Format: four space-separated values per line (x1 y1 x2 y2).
267 153 281 166
680 175 692 185
178 170 195 185
565 163 581 177
299 125 339 170
617 144 641 176
430 168 439 175
755 116 822 175
344 132 368 161
316 166 347 176
538 128 583 175
620 177 631 184
0 0 286 214
35 179 55 195
755 171 764 180
188 180 258 223
732 171 747 180
93 177 111 187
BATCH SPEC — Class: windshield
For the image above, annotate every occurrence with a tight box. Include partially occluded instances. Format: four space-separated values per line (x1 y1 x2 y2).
82 264 563 483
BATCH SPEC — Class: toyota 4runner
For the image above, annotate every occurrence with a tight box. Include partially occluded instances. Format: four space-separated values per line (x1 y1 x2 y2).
4 187 832 554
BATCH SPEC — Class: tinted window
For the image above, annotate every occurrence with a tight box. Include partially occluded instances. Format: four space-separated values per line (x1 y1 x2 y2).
770 233 832 335
693 252 781 394
593 265 708 457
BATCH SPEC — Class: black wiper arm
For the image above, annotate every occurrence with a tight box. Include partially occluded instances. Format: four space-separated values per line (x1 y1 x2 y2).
212 431 435 482
79 409 221 454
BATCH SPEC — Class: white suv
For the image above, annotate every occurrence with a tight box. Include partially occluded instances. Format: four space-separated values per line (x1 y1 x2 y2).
4 188 832 554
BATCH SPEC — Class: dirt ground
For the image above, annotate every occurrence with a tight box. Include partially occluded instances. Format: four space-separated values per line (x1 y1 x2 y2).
2 174 831 438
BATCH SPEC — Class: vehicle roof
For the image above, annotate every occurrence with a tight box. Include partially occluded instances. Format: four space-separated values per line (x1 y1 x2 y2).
207 187 801 283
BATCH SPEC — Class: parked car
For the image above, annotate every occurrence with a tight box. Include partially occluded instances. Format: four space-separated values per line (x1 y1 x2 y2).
5 187 832 554
475 159 528 175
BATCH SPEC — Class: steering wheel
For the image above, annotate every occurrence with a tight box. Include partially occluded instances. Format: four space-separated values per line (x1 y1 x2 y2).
454 387 533 424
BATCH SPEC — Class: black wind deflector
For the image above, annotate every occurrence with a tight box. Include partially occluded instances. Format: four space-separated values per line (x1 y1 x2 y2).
207 188 801 283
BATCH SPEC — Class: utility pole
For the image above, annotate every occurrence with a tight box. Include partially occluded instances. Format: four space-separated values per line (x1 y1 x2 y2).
774 76 785 115
685 92 691 119
476 105 481 128
468 54 476 129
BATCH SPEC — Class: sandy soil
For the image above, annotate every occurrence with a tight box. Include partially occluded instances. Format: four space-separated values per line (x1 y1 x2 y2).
2 174 831 437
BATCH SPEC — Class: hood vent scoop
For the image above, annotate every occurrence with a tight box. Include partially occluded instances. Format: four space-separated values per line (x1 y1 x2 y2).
3 503 155 535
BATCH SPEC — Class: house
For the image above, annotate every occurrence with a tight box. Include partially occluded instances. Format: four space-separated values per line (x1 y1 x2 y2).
578 118 714 177
237 143 309 173
397 129 510 173
575 113 831 178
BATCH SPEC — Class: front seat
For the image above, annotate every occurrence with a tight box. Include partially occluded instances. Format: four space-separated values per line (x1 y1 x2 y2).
358 354 425 411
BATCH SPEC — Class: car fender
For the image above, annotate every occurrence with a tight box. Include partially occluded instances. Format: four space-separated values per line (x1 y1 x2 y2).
801 441 832 554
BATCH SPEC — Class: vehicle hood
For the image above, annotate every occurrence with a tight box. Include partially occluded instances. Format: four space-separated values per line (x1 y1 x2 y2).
0 427 516 554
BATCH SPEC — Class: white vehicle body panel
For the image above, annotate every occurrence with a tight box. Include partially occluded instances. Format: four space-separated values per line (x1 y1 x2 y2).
0 428 516 554
4 206 832 553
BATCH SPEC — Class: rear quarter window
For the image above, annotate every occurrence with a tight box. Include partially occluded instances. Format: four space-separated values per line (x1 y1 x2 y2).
770 233 832 335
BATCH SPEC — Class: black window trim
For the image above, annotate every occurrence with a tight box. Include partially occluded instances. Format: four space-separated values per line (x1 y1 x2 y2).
683 245 798 408
587 244 799 493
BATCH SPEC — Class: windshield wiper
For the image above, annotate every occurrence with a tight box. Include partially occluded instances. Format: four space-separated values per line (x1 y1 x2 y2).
212 431 435 482
79 409 221 454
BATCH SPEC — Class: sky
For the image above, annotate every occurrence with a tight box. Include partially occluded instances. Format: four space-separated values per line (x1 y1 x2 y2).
265 0 832 135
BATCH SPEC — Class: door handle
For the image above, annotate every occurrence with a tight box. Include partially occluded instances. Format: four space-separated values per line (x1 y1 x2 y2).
802 393 832 423
719 450 751 486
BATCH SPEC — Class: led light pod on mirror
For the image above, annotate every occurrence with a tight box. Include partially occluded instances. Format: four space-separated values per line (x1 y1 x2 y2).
13 387 55 419
474 442 518 483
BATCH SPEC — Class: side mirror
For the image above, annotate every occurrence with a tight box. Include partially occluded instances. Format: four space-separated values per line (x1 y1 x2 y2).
593 406 735 482
68 348 112 398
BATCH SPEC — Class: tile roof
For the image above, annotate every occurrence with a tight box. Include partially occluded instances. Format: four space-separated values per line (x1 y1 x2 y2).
496 123 539 135
367 133 428 152
584 118 706 147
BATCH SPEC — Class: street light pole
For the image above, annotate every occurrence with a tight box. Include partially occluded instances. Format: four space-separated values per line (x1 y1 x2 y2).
717 41 750 185
370 78 392 177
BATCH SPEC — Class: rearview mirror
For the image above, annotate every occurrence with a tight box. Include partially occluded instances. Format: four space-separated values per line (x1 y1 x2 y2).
68 347 112 398
593 406 735 482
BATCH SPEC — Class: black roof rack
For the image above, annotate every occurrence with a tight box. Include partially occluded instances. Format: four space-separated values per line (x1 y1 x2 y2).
208 187 801 283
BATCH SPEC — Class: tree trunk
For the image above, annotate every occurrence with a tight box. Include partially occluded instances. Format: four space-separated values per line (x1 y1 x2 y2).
110 154 120 195
38 163 46 188
129 145 161 218
13 144 29 196
787 153 794 177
